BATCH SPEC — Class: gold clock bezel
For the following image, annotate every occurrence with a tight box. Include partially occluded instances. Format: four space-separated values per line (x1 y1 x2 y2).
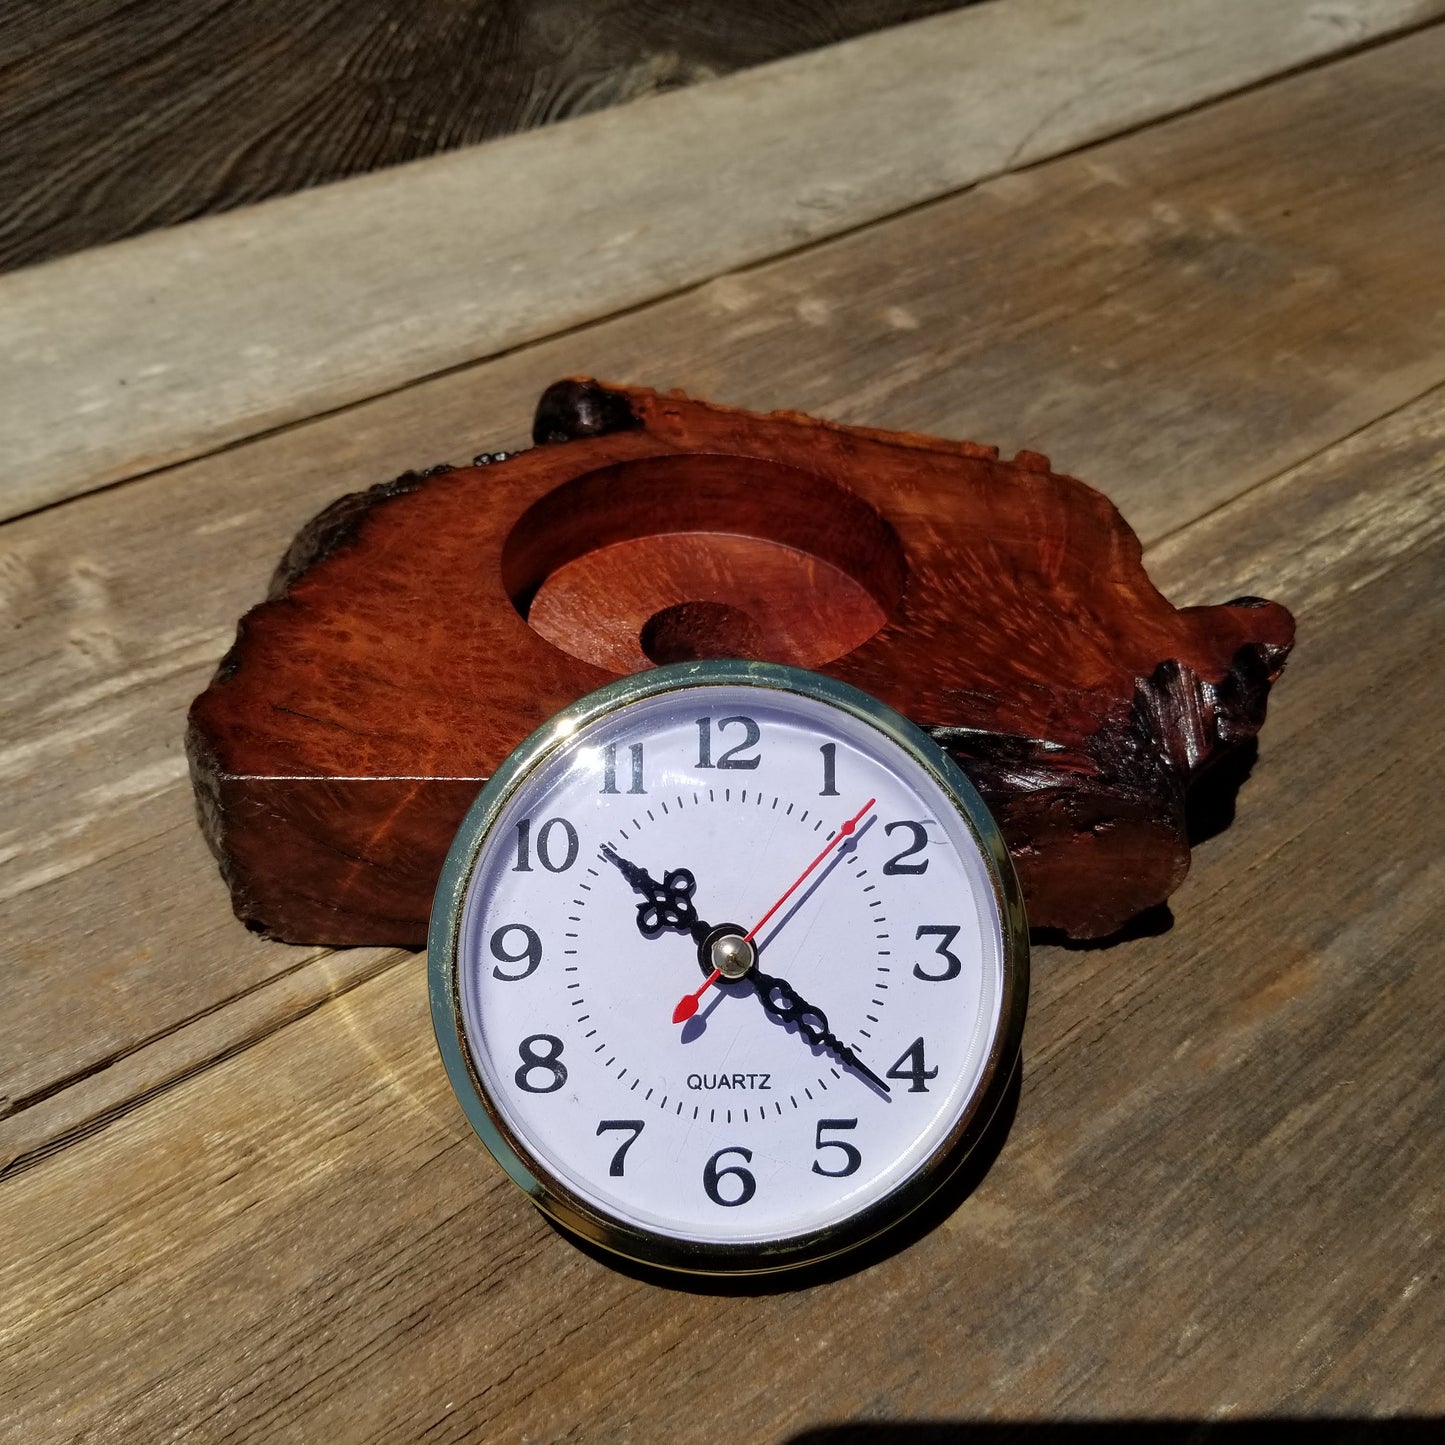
428 660 1029 1277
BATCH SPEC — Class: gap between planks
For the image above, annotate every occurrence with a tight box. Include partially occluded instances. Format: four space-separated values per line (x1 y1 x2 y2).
3 25 1445 1168
2 0 1443 522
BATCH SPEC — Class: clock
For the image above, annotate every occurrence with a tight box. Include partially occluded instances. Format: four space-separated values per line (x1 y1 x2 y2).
428 661 1029 1276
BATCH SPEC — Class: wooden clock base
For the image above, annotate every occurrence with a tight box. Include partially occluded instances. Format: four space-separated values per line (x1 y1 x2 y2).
187 379 1294 945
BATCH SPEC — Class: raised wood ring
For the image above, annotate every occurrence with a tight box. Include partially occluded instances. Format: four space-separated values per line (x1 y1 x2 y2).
501 453 907 672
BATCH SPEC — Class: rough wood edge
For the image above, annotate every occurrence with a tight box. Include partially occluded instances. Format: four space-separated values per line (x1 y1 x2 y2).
184 376 1295 944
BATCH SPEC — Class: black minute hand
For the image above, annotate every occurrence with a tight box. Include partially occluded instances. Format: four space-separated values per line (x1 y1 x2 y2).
749 967 890 1094
600 845 706 940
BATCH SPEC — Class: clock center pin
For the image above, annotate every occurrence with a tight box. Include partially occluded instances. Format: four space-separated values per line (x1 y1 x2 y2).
710 932 756 980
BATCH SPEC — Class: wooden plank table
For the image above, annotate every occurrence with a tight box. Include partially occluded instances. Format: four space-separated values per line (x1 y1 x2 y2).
2 4 1443 1438
0 0 978 272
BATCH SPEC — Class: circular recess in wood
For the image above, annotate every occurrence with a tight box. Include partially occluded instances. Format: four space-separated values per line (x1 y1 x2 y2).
501 454 906 673
639 600 768 665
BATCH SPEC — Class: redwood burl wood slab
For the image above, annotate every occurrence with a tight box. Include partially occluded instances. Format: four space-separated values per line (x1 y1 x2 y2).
187 379 1294 945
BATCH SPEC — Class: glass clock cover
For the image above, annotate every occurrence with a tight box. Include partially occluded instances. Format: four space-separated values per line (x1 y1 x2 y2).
430 662 1028 1274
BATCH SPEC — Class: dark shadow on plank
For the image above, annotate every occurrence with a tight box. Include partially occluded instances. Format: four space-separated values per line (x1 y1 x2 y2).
788 1423 1443 1444
1031 902 1175 952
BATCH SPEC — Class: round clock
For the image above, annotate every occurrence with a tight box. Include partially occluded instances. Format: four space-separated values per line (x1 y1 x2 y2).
429 661 1028 1276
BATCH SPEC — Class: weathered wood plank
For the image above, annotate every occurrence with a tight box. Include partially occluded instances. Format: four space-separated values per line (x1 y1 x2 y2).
2 386 1440 1437
0 943 406 1178
0 0 976 272
2 0 1441 522
4 27 1445 1153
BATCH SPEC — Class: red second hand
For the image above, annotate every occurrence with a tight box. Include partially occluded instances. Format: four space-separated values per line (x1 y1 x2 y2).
672 796 876 1024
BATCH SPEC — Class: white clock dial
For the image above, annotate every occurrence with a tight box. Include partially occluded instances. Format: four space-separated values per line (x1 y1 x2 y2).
431 663 1028 1274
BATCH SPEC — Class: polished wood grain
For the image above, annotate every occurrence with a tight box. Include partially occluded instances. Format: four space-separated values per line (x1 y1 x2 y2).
187 378 1292 944
3 24 1444 1170
0 0 973 272
4 0 1439 522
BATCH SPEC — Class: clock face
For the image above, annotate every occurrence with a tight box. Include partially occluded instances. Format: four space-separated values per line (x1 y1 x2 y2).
430 663 1027 1274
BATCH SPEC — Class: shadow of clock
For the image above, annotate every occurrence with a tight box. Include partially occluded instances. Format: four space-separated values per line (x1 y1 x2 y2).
785 1420 1442 1443
556 1054 1022 1295
1030 901 1175 952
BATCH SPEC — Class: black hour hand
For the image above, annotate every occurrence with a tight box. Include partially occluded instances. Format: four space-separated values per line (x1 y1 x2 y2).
600 845 702 939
